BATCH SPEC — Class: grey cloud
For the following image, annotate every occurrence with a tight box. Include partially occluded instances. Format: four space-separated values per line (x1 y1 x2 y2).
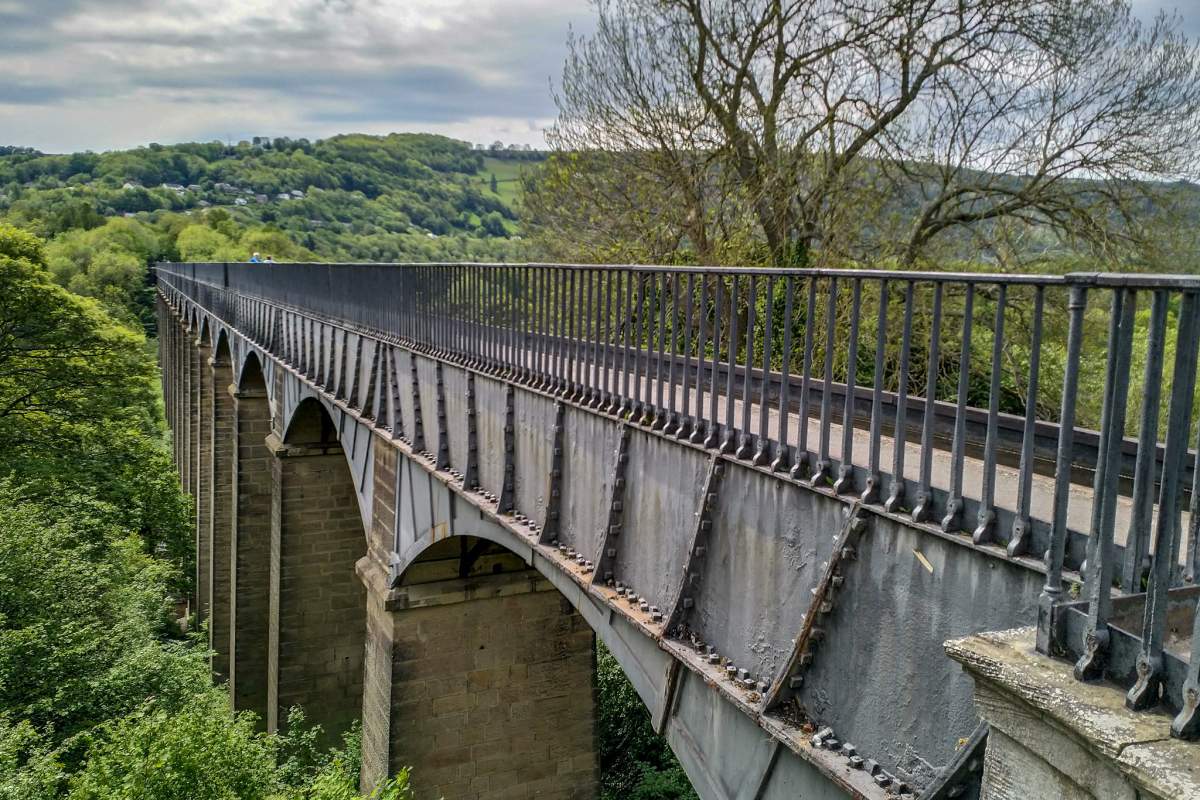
3 0 1192 152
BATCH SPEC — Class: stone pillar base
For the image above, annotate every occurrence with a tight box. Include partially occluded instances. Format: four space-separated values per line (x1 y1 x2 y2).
358 553 597 800
945 627 1200 800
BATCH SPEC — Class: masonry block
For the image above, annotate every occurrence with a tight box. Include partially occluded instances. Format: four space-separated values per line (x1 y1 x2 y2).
209 357 235 681
196 341 213 624
359 567 598 800
267 433 367 749
229 386 273 723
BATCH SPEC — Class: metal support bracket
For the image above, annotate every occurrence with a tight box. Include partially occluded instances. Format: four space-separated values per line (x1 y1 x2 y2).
765 501 869 710
463 372 479 489
592 423 631 588
408 350 426 453
434 361 450 470
497 383 516 514
664 454 725 635
539 401 567 544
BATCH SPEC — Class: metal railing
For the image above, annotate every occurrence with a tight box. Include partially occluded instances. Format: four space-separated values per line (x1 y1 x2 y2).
157 261 1200 738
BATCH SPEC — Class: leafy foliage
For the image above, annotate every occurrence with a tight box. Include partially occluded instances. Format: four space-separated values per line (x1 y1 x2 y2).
0 225 415 798
597 641 697 800
0 134 534 274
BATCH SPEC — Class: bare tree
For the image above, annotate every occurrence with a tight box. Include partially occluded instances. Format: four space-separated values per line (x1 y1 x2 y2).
538 0 1200 268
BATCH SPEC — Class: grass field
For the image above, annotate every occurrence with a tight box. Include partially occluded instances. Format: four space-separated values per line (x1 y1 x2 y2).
476 156 532 208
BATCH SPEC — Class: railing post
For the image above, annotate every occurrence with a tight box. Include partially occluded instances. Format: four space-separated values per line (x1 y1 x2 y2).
1037 282 1088 656
1172 599 1200 738
1128 290 1200 709
1075 289 1135 681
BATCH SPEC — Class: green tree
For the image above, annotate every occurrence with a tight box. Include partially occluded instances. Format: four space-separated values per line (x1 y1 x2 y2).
0 485 205 748
176 224 237 261
596 642 697 800
67 693 278 800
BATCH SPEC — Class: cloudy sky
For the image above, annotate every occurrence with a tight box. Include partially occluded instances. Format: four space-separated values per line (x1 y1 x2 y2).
0 0 1195 154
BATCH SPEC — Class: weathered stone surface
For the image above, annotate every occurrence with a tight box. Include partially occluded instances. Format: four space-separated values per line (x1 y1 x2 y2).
267 432 367 748
209 356 235 681
946 626 1200 800
358 543 597 800
229 382 272 723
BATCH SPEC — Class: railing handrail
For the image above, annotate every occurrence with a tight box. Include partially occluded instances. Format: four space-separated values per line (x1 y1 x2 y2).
158 259 1200 291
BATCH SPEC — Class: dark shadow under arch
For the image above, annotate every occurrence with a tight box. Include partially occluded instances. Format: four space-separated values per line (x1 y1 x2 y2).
237 350 267 395
282 396 338 446
214 329 232 366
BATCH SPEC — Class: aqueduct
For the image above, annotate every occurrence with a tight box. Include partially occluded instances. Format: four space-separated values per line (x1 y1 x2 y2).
157 262 1200 799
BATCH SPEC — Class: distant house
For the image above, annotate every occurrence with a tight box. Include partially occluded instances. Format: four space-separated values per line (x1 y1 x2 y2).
254 194 268 204
186 184 202 192
122 181 141 190
290 189 304 198
162 183 185 192
276 193 291 201
234 198 248 206
214 182 236 192
197 200 211 207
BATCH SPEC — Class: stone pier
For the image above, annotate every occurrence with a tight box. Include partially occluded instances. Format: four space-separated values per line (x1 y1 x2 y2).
946 628 1200 800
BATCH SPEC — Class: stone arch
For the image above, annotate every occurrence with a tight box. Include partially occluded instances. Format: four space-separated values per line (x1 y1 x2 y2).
213 328 232 365
196 310 210 343
362 524 600 800
277 379 374 537
281 395 339 446
237 349 267 395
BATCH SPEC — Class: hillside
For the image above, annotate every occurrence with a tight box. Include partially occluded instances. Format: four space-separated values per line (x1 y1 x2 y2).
0 134 545 263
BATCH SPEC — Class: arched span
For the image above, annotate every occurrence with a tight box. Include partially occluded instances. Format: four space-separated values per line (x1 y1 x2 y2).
196 311 210 343
377 447 847 800
385 473 670 733
213 328 232 366
282 396 340 447
278 383 375 538
237 349 267 395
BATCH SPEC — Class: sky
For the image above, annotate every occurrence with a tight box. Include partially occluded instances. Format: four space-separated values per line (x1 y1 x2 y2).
0 0 1195 154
